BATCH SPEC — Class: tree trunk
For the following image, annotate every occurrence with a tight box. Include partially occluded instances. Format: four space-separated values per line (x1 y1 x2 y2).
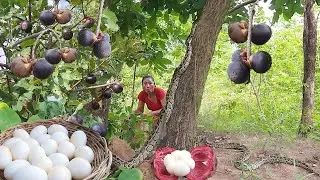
160 0 229 150
299 0 317 137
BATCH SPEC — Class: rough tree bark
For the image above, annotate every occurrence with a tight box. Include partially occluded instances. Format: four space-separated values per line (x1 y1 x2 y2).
299 0 317 137
160 0 229 150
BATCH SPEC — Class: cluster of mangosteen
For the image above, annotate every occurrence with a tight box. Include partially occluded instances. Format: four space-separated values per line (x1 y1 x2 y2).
10 8 76 79
227 20 272 84
70 114 108 137
90 82 123 110
10 6 111 81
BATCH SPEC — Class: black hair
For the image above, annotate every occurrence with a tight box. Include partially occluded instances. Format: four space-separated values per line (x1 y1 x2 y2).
142 75 155 85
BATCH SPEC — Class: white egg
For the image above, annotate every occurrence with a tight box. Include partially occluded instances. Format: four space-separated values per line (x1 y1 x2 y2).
164 154 175 167
30 125 47 139
0 146 12 170
58 141 76 159
48 124 68 136
48 166 72 180
13 129 30 139
32 156 53 172
172 160 191 177
22 138 39 149
49 153 70 167
171 150 181 159
67 157 92 180
4 160 30 180
12 165 48 180
165 161 175 175
10 140 30 160
51 132 69 144
182 157 195 169
70 130 87 148
41 139 58 156
28 146 46 164
74 146 94 163
180 150 192 159
35 134 51 144
2 138 22 149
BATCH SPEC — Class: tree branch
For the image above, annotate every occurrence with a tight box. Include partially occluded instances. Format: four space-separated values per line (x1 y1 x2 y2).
228 0 258 14
10 31 46 48
96 0 105 35
28 0 32 22
71 82 116 92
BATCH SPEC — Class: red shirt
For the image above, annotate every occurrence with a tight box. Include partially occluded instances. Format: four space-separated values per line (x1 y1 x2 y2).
138 87 166 111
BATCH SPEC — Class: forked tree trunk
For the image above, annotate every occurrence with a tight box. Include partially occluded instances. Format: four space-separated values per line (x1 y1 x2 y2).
160 0 229 150
299 0 317 137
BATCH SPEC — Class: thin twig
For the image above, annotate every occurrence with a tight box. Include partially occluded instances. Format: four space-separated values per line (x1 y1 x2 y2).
72 82 116 92
96 0 105 35
10 31 46 48
228 0 258 14
28 0 32 22
82 0 86 17
131 63 137 108
246 4 254 59
12 15 24 21
6 75 12 94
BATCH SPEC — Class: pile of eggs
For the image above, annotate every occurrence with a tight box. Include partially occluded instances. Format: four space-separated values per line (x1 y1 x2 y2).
0 124 95 180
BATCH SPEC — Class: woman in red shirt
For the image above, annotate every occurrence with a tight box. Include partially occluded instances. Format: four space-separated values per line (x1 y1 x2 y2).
134 75 166 120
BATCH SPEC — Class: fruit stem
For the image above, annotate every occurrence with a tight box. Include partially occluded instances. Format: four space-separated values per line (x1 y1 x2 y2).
96 0 105 36
247 3 266 121
246 3 254 59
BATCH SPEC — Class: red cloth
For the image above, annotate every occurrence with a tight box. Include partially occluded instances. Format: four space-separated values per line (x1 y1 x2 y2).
137 87 166 111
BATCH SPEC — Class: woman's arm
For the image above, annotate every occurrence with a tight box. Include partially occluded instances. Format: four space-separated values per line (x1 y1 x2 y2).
134 100 145 115
150 97 166 116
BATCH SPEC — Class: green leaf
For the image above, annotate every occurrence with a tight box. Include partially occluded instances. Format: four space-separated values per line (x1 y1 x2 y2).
118 168 143 180
102 9 119 32
193 0 206 10
20 39 35 48
71 0 82 5
316 0 320 5
0 102 21 132
12 101 23 112
28 114 42 122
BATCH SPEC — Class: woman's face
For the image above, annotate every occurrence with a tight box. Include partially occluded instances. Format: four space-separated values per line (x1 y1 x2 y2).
142 78 155 94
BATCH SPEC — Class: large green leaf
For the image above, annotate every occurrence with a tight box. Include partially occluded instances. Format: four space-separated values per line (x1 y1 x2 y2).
118 168 143 180
102 9 119 32
0 102 21 132
28 114 42 122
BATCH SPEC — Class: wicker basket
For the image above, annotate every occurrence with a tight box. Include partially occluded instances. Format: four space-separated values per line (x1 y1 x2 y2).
0 117 112 180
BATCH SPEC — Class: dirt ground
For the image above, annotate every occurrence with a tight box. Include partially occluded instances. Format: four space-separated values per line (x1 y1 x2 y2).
200 131 320 180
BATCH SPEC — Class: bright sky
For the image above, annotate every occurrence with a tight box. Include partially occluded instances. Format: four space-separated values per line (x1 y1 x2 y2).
258 0 274 18
48 0 69 8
